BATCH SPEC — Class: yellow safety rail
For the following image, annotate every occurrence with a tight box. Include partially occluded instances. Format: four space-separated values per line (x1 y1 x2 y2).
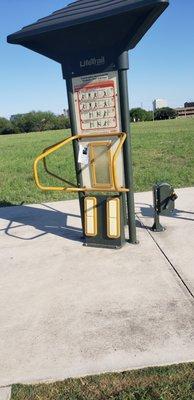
33 132 129 193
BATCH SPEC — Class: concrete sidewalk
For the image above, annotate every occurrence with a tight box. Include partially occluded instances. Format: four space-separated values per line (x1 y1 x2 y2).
136 187 194 295
0 188 193 387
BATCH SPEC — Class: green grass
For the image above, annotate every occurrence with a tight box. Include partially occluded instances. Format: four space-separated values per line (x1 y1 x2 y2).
0 118 194 206
11 363 194 400
132 118 194 192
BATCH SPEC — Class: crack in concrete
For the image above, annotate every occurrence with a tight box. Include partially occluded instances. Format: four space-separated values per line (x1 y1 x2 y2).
136 214 194 301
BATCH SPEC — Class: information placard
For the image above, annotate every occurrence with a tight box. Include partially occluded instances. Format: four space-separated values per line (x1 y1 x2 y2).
72 71 121 134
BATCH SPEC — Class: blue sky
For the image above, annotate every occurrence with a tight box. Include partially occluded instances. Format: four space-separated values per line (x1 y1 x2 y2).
0 0 194 118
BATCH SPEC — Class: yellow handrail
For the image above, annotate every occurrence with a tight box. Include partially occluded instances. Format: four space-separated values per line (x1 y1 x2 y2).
33 132 129 193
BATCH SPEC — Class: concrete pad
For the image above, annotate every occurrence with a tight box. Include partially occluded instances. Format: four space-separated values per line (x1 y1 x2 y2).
0 194 193 387
135 187 194 295
0 387 11 400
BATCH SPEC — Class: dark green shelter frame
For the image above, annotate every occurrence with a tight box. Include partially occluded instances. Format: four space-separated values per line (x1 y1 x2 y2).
8 0 169 245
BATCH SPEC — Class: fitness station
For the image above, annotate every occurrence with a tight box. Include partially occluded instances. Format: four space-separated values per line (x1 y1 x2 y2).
8 0 170 249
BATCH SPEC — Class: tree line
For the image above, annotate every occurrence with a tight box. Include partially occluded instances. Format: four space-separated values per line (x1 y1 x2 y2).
130 107 178 122
0 111 70 135
0 107 178 135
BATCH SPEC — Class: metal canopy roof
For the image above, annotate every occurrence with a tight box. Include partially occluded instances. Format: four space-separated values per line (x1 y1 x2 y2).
7 0 169 77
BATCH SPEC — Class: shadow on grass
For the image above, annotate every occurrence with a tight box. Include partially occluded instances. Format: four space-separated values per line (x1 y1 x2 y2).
0 203 82 242
0 200 20 207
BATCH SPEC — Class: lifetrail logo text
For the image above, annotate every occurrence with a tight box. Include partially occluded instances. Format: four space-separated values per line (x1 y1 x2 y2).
80 56 105 68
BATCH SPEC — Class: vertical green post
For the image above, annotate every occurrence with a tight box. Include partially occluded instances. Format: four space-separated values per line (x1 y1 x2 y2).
66 78 85 226
118 53 137 244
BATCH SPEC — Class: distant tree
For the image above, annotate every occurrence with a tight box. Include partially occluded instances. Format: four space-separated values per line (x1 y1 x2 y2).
0 117 18 134
144 110 154 121
154 107 178 120
130 108 153 122
64 117 71 129
13 111 71 133
13 111 55 133
130 108 146 122
0 112 71 135
54 115 71 130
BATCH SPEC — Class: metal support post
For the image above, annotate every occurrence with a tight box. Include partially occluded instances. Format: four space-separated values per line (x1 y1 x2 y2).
66 79 85 226
152 213 165 232
118 64 137 244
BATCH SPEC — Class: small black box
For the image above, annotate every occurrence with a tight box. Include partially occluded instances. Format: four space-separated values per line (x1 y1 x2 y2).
153 182 177 216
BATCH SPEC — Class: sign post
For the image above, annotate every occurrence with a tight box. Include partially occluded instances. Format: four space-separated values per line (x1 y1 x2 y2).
118 54 137 244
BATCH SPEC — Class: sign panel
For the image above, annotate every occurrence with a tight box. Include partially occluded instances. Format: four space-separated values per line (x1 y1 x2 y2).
78 143 89 165
72 71 121 134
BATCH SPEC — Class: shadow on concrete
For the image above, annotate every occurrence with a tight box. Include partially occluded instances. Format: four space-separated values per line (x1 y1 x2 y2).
135 219 148 229
174 209 194 221
136 203 194 222
0 203 82 242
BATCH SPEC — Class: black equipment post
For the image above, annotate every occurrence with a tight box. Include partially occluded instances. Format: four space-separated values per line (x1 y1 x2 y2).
66 78 85 227
152 182 178 232
118 53 137 244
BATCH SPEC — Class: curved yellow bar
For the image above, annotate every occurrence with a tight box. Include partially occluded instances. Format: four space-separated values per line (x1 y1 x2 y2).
33 135 79 191
33 132 129 193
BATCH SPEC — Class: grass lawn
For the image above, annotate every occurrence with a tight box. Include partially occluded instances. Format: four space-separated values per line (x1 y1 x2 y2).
11 363 193 400
0 118 194 206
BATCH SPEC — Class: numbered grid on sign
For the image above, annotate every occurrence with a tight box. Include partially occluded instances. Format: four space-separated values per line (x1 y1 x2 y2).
78 82 117 131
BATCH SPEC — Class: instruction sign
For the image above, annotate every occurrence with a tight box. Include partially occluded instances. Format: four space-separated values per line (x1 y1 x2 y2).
72 71 121 134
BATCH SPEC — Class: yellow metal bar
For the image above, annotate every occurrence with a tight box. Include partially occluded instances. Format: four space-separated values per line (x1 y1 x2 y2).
33 132 129 193
33 135 80 191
